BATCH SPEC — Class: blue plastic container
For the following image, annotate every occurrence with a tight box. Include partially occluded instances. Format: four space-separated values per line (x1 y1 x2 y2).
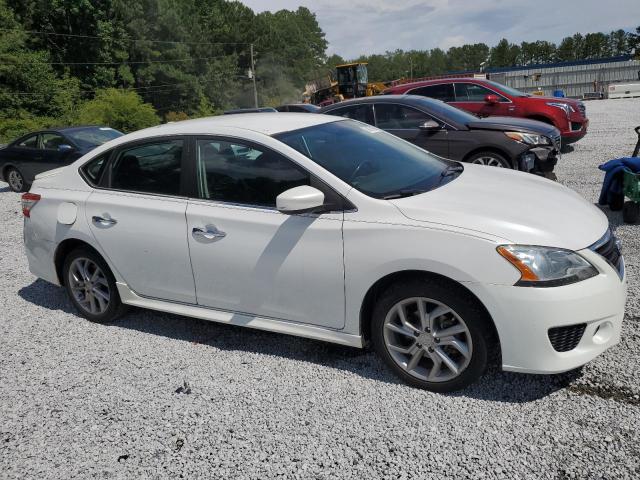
553 89 565 98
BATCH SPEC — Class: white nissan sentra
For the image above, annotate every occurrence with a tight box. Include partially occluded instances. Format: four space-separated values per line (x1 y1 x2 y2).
22 114 626 392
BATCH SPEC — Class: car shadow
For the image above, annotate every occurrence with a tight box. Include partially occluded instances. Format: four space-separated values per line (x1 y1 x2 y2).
19 278 582 403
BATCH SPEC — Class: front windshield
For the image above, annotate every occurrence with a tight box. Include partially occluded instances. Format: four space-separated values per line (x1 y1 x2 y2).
66 127 123 148
274 119 458 199
485 80 529 97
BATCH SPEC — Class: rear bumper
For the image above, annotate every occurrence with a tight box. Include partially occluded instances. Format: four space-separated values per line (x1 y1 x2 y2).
465 249 626 374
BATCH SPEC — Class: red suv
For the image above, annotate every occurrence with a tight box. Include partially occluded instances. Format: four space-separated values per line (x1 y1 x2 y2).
384 78 588 145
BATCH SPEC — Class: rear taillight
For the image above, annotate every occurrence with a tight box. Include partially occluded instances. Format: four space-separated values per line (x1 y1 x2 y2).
21 192 41 218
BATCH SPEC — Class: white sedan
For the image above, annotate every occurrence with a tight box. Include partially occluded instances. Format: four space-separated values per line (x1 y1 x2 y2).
22 113 626 392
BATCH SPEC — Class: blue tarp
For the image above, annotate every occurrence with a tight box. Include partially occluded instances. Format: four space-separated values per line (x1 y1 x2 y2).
598 157 640 206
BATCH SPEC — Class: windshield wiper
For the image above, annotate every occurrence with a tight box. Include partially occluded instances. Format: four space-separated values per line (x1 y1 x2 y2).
441 163 464 177
382 189 427 200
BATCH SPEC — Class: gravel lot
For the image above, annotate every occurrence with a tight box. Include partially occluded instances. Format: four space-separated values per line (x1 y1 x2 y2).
1 98 639 479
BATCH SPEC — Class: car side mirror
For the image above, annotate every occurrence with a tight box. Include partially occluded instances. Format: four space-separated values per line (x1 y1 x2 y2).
484 94 500 105
58 144 74 152
276 186 326 214
418 119 441 131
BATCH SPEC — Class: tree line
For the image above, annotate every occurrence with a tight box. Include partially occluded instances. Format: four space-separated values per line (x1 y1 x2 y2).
0 0 638 142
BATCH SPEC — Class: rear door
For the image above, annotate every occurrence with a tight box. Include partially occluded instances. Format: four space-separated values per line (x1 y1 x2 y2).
451 83 510 118
186 137 346 329
85 137 196 304
373 103 449 158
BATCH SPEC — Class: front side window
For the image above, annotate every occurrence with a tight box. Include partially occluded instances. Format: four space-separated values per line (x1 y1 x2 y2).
41 133 66 150
196 139 309 207
409 84 455 102
375 104 431 129
110 140 183 195
455 83 507 102
275 120 456 199
325 104 374 125
17 134 38 148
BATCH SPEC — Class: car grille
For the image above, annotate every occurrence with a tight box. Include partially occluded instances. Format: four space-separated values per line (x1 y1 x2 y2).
548 324 587 352
590 228 623 278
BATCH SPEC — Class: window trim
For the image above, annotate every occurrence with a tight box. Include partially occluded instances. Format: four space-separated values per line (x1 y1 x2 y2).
190 134 354 213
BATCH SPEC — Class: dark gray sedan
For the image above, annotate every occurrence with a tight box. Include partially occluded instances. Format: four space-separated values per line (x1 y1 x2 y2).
0 126 123 192
320 95 560 177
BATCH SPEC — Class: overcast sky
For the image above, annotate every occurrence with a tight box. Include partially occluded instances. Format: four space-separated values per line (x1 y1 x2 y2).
240 0 640 59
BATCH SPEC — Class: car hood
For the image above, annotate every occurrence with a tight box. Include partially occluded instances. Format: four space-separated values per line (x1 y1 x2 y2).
466 116 558 136
389 164 607 251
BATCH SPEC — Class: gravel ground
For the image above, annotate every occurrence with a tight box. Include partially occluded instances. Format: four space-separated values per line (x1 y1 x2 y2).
1 98 639 479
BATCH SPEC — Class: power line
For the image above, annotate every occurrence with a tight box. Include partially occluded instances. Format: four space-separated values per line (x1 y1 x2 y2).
0 28 252 46
0 54 238 67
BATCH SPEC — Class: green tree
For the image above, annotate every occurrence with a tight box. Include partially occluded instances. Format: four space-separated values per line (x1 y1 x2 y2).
489 39 521 68
76 88 159 132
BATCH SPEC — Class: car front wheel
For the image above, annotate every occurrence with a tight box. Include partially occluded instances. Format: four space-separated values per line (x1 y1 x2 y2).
6 168 28 192
371 278 490 392
466 151 511 168
63 247 127 323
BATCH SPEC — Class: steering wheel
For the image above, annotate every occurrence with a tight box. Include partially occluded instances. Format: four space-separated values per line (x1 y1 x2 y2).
349 159 376 183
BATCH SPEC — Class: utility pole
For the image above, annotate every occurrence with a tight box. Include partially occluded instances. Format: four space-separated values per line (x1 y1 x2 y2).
250 43 258 108
409 56 413 81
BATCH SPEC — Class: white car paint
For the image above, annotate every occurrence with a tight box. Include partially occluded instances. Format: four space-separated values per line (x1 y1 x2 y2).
23 113 626 375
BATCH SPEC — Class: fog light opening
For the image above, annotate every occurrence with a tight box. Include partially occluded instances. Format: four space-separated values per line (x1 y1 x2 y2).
592 321 613 345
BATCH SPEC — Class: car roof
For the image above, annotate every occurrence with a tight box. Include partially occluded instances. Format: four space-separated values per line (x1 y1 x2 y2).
386 77 487 91
133 113 342 137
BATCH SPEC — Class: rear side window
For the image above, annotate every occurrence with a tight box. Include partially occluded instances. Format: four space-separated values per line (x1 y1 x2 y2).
325 104 374 125
375 104 430 129
408 84 455 102
110 140 183 196
17 134 39 148
81 154 108 185
196 139 309 207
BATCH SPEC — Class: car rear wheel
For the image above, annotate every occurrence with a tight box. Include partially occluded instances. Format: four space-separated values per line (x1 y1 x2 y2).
6 168 27 192
466 151 511 168
371 278 490 392
63 247 127 323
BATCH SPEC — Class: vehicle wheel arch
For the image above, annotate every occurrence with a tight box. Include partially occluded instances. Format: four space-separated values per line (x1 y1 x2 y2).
462 147 514 169
54 238 109 285
359 269 501 363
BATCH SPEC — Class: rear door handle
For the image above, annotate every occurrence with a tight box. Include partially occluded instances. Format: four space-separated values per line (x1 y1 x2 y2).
192 225 226 240
92 215 117 226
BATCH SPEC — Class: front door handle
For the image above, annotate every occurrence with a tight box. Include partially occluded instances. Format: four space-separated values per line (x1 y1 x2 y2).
192 225 226 240
92 215 117 226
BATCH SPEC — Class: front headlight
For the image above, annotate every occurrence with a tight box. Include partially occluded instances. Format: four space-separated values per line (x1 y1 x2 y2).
504 131 552 146
497 245 598 287
546 102 574 117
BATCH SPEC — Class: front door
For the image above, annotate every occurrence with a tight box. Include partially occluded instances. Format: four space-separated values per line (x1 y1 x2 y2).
374 103 449 158
186 137 345 329
85 138 196 304
32 132 77 176
451 82 510 118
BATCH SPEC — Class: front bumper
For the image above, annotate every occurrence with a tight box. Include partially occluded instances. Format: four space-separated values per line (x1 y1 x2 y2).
464 249 626 374
521 146 559 174
561 118 589 144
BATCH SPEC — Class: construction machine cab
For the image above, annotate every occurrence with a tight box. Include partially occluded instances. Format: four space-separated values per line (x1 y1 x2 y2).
336 63 369 99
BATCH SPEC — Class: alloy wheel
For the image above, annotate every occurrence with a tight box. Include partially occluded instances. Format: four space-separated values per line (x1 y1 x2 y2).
8 170 23 191
383 297 473 382
471 156 505 167
68 257 111 315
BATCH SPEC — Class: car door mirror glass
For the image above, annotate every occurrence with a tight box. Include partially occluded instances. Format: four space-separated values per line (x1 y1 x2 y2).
276 186 325 214
419 119 441 131
58 144 74 152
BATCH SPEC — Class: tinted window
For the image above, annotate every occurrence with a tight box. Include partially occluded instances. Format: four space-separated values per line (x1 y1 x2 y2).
275 120 454 199
66 127 123 148
455 83 506 102
17 134 38 148
375 104 430 129
81 154 108 185
111 140 183 195
41 133 66 150
196 139 309 207
409 84 455 102
325 104 374 125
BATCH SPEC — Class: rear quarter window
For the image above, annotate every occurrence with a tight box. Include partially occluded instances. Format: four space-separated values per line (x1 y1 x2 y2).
81 153 108 186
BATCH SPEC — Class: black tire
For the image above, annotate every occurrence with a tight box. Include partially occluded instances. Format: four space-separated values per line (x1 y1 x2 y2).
371 278 491 392
610 193 624 211
6 167 28 193
62 247 127 323
466 151 512 169
623 201 640 224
